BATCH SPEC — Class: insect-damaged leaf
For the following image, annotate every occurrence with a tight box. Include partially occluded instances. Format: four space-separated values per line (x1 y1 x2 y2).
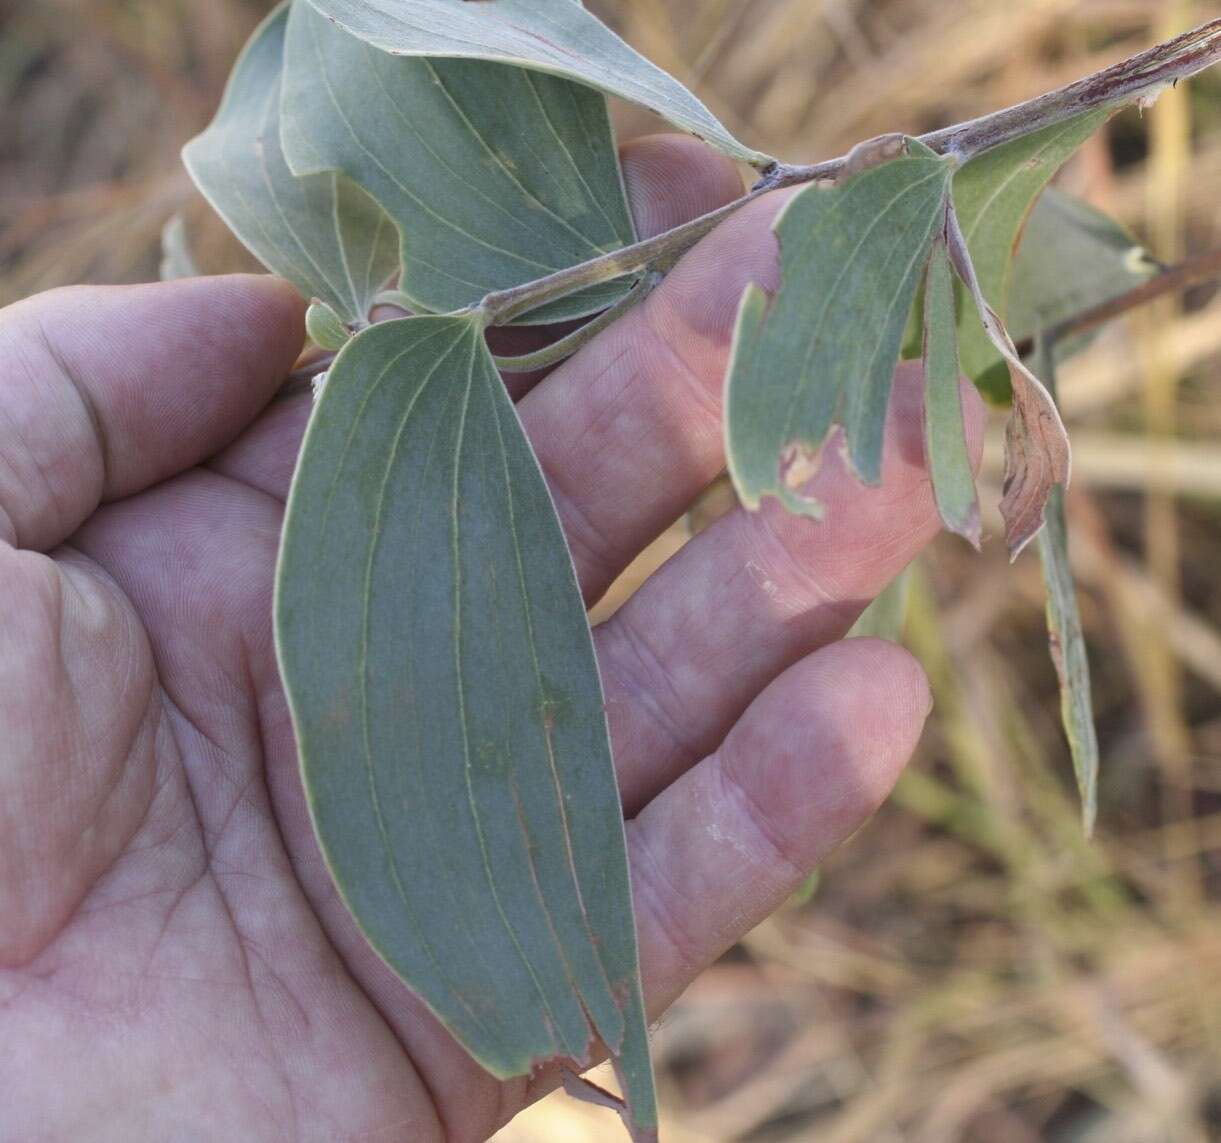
923 236 981 546
726 140 953 514
282 2 638 321
183 4 399 326
275 315 657 1140
304 0 771 167
951 108 1112 395
947 203 1070 559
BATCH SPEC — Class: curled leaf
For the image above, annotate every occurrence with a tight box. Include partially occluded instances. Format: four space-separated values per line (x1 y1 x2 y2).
922 233 981 546
946 202 1070 559
950 109 1112 395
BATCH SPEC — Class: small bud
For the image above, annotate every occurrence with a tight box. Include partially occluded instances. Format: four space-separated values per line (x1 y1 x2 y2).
841 133 910 180
306 301 351 351
1137 82 1172 112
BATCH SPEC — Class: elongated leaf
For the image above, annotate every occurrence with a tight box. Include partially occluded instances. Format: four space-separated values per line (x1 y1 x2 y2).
1033 340 1099 836
952 109 1111 395
282 2 637 321
726 142 953 514
183 4 399 325
275 315 656 1139
923 236 981 545
306 0 770 167
1008 187 1159 353
946 202 1070 558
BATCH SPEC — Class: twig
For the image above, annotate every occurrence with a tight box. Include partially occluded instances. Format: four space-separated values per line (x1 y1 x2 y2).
759 17 1221 190
476 192 760 325
472 17 1221 327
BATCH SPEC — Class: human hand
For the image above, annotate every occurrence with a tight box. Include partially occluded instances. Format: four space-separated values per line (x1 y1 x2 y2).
0 137 982 1142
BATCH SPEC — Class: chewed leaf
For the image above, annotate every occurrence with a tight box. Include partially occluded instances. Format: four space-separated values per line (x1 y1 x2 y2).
282 2 639 321
923 234 981 546
726 141 953 513
1008 187 1160 355
305 0 771 167
946 203 1070 559
951 109 1112 395
275 315 656 1140
182 4 399 325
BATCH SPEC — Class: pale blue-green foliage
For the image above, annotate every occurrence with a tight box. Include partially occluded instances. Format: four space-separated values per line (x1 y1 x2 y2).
281 0 638 320
305 0 771 166
185 6 1142 1128
922 239 980 545
951 109 1112 396
1008 187 1159 353
726 143 953 514
183 5 398 325
276 315 656 1133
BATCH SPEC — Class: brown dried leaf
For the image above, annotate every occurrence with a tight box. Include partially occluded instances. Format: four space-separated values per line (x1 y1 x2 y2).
946 201 1070 558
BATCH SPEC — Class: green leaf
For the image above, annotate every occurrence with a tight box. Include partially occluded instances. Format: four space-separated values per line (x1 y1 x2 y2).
1033 341 1099 836
848 567 912 642
305 299 353 350
305 0 771 167
1008 187 1159 355
726 142 953 514
182 4 399 325
922 236 981 546
275 314 657 1139
282 2 638 321
951 109 1112 396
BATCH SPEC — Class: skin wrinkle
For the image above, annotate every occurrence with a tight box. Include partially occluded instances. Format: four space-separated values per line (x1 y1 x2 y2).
624 825 704 980
603 615 704 768
0 330 96 548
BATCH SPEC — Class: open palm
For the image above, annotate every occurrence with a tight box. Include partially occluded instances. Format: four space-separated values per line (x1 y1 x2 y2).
0 139 977 1142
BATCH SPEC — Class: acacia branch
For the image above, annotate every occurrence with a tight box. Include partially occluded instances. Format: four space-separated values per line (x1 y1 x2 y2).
761 16 1221 190
475 16 1221 327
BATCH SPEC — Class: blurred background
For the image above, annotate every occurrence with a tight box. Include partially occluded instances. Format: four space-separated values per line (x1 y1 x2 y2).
3 0 1219 1139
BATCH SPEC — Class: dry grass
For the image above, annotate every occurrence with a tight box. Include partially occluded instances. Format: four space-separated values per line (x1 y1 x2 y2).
2 1 1218 1139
